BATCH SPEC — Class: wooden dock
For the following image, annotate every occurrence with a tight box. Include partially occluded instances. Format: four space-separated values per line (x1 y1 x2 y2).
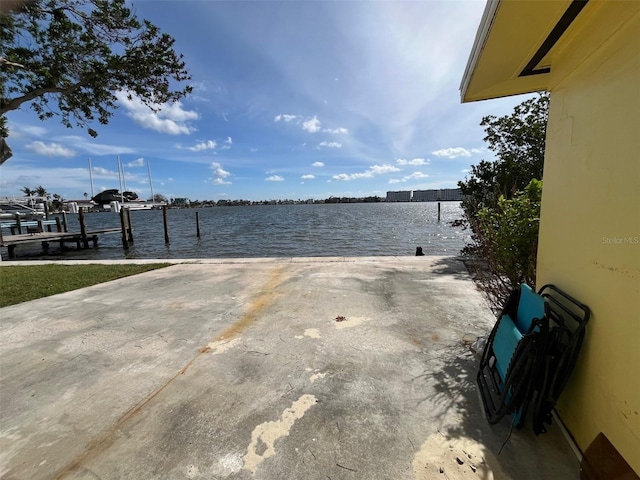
1 208 134 259
0 228 122 259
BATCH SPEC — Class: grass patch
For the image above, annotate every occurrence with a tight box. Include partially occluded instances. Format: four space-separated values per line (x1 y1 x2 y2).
0 264 171 307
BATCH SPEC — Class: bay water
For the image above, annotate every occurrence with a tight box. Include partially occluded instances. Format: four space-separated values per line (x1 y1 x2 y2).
6 202 470 260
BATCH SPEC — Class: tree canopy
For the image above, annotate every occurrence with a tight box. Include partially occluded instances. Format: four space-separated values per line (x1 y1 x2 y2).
457 93 549 312
458 93 549 217
0 0 192 140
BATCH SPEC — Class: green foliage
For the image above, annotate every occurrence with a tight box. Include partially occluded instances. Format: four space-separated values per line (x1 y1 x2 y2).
472 179 542 306
459 93 549 217
0 263 170 307
0 0 191 138
458 93 548 312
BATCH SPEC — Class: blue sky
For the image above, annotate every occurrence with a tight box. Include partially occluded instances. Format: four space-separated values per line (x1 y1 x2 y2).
1 0 533 202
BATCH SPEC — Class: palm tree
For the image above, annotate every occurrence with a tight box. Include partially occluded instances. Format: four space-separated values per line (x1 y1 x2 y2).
21 186 33 196
35 185 48 197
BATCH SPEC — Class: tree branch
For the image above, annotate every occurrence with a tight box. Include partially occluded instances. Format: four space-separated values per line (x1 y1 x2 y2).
0 56 26 70
0 75 97 115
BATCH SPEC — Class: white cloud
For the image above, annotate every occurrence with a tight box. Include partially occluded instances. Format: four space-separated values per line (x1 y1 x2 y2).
302 116 321 133
91 167 119 177
333 164 400 181
25 141 75 157
405 171 429 179
389 171 430 183
323 127 348 134
301 174 315 180
461 169 470 173
266 175 284 182
318 141 342 149
116 91 199 135
221 137 232 150
396 158 430 166
274 114 298 122
127 158 145 167
187 140 217 152
210 162 231 185
12 124 48 137
274 115 344 136
370 164 400 174
312 162 325 167
211 162 230 178
432 147 471 158
58 136 135 155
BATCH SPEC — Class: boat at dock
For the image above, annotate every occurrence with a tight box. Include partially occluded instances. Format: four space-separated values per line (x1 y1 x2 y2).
76 189 164 212
91 189 141 205
0 200 46 220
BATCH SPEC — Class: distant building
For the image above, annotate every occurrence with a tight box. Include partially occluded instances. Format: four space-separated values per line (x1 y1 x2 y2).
412 188 464 202
386 190 412 202
385 188 463 202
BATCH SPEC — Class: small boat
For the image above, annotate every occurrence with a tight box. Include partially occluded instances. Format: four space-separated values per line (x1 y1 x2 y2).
0 201 46 220
91 189 141 205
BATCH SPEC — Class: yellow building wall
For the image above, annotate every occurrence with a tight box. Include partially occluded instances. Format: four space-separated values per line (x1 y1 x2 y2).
537 2 640 473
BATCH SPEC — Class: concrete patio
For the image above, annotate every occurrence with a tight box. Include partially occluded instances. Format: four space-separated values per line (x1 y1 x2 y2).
0 257 579 479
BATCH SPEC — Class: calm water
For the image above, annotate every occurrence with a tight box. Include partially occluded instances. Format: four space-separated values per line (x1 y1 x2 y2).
4 202 469 260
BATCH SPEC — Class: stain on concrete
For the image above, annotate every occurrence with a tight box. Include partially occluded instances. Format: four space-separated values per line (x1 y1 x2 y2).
186 463 199 478
412 433 507 480
309 372 326 383
50 265 289 480
243 394 318 474
207 337 241 355
214 266 288 342
303 328 321 338
335 316 369 330
216 453 243 474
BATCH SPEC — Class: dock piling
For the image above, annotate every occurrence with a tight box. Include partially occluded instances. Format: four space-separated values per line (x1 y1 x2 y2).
196 211 201 238
163 205 170 244
126 208 134 243
78 208 89 248
119 208 129 249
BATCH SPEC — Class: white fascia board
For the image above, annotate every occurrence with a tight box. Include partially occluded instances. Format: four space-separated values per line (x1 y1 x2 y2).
459 0 501 103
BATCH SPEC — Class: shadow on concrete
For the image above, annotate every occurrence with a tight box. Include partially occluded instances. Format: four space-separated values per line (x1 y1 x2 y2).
428 255 476 281
418 341 579 479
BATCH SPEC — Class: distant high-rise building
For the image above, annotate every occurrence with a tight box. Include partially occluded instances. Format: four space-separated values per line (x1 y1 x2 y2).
386 190 412 202
411 188 464 202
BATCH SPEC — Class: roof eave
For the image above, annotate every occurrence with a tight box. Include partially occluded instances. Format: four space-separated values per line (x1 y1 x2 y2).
459 0 501 104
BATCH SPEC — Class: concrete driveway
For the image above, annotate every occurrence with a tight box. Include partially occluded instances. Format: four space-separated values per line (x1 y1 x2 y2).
0 257 579 479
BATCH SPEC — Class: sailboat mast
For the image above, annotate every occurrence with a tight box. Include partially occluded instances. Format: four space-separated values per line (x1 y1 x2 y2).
147 159 155 203
88 158 95 198
117 156 124 202
121 161 128 192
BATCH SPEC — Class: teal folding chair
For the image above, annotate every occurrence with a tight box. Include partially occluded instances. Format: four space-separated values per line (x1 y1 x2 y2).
477 284 550 425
